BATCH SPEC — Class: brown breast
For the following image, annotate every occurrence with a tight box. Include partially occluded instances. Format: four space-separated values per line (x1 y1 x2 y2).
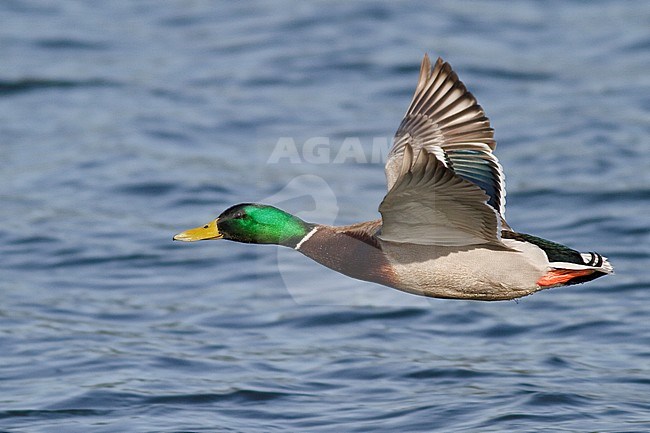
295 221 398 288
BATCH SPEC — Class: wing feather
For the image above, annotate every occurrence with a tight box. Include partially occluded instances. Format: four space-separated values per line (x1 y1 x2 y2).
385 54 507 224
379 145 501 246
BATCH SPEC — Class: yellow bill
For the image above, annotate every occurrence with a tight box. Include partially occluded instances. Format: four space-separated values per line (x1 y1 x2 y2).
173 219 223 242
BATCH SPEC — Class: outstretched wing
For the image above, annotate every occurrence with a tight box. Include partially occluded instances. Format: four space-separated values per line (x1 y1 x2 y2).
384 54 507 224
379 144 501 246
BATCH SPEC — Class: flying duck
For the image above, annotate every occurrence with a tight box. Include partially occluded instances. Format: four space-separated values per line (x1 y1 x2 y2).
174 54 613 300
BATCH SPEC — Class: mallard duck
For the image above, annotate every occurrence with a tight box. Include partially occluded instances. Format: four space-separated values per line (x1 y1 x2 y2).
174 54 613 301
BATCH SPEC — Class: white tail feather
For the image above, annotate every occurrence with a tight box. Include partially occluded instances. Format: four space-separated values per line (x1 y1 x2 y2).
550 252 613 274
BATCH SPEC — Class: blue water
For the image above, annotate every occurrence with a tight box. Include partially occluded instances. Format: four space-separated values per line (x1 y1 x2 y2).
1 1 649 432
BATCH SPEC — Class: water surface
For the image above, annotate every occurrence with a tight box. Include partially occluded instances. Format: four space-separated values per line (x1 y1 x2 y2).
1 1 649 432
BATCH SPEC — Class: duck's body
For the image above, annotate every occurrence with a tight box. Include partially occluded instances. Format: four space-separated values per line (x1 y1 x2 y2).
292 221 609 301
174 54 613 301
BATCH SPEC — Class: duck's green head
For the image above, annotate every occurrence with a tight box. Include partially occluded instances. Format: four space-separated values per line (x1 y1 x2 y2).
173 203 313 247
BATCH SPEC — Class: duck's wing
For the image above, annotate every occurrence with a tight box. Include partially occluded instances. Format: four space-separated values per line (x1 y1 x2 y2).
384 54 507 225
379 144 501 246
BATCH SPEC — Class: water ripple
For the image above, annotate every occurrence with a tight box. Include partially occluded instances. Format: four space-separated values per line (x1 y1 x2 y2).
0 409 108 420
33 38 109 51
145 389 292 405
0 78 119 95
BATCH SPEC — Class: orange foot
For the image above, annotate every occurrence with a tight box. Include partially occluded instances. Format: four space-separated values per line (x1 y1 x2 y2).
537 269 594 288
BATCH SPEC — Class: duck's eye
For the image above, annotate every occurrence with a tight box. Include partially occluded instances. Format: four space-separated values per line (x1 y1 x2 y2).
233 212 246 219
